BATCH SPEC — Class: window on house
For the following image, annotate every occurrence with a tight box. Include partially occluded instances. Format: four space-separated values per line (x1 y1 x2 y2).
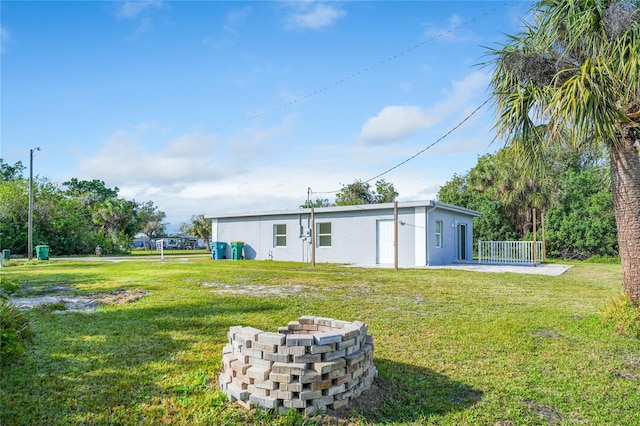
274 224 286 247
435 220 443 248
317 222 332 247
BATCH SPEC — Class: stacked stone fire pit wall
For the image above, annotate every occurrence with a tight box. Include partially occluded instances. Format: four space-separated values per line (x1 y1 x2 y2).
219 316 377 415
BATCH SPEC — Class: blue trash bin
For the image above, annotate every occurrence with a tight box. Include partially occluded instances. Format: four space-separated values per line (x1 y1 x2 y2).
210 242 226 260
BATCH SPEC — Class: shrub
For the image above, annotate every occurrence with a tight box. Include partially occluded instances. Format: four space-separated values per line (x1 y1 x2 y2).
545 168 618 259
0 299 34 365
603 294 640 339
0 277 21 298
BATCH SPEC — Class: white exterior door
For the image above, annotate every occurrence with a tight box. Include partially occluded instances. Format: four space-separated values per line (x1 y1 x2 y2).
377 220 395 264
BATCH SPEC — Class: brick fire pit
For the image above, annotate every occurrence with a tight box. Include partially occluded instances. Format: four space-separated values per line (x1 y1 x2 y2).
219 316 377 415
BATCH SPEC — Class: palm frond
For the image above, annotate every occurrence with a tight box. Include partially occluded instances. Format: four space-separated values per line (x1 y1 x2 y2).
550 58 627 146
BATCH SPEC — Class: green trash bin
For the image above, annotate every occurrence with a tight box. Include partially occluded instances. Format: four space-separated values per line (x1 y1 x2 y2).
230 241 244 260
2 249 10 261
35 245 50 260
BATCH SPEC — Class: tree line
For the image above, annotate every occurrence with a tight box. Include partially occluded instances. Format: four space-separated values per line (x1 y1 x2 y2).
438 143 617 260
0 159 167 256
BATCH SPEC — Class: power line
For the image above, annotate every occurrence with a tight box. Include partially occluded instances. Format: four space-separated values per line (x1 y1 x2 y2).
213 2 507 133
310 97 491 196
364 98 491 183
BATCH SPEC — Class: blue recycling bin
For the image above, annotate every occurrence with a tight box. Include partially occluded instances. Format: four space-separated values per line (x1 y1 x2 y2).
210 242 227 260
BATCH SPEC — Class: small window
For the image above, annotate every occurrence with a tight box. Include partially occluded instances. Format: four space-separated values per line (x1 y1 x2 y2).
274 224 286 247
317 222 332 247
435 220 443 248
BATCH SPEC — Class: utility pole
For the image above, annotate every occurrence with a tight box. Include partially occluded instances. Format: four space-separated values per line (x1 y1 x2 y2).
311 208 315 267
394 201 398 270
28 147 41 261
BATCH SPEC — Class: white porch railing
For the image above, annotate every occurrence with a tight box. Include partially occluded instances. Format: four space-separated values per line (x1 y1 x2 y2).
478 241 543 265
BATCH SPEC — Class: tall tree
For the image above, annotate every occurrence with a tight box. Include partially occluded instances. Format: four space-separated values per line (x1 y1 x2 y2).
184 214 211 246
489 0 640 303
92 198 138 253
334 179 398 206
0 160 25 182
438 165 520 242
137 201 167 248
0 179 28 253
63 178 119 208
335 180 375 206
374 179 399 203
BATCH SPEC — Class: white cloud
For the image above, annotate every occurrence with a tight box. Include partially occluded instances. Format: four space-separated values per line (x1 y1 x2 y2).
79 128 220 185
359 70 491 145
75 116 304 227
359 106 435 145
116 159 346 229
116 0 164 19
283 2 346 30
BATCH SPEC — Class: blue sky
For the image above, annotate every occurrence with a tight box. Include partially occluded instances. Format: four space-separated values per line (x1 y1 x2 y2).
1 1 531 230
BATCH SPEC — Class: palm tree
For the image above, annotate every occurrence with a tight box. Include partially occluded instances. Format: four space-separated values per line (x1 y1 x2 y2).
187 215 211 248
489 0 640 303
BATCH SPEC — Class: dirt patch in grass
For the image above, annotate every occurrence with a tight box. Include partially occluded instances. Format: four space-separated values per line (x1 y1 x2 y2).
95 289 148 305
524 400 565 425
612 356 640 381
203 282 316 297
532 330 562 339
9 289 148 313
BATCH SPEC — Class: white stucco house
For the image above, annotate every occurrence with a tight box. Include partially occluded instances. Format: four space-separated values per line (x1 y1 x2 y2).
205 200 481 267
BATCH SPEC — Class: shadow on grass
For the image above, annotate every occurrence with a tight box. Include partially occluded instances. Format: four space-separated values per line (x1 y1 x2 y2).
338 357 482 423
0 299 285 425
4 262 111 295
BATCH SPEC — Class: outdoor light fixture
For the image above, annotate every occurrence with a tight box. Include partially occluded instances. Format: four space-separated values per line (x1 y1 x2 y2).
28 147 41 261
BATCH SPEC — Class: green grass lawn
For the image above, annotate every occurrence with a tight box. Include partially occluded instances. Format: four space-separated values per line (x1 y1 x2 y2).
1 259 638 425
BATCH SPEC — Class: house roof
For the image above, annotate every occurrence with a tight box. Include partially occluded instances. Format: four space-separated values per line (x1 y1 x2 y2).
166 233 198 240
205 200 481 220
